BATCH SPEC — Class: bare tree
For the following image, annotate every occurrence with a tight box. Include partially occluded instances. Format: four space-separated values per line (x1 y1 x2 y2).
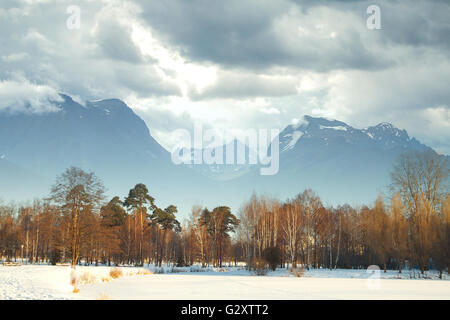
49 167 104 267
296 190 322 269
391 151 448 215
281 200 304 268
189 206 208 267
390 193 409 273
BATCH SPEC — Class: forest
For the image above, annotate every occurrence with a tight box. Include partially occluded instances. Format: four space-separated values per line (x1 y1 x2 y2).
0 151 448 278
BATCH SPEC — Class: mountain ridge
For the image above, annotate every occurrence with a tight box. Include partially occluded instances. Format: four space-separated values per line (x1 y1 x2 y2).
0 94 445 214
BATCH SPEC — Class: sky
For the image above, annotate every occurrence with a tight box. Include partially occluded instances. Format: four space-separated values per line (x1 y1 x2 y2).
0 0 449 154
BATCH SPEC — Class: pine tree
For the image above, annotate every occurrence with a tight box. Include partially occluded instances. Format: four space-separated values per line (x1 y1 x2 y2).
123 184 155 266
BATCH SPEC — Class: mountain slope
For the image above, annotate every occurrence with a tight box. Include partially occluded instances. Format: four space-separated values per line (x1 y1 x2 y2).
0 95 216 211
228 115 437 205
0 94 170 178
0 96 445 213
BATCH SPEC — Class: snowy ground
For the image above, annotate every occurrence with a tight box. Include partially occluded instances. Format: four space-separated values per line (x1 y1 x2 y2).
1 264 449 300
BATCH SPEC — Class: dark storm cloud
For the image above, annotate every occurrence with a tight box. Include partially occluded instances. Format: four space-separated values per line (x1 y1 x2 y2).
380 1 450 51
137 0 391 71
94 17 144 64
298 0 450 50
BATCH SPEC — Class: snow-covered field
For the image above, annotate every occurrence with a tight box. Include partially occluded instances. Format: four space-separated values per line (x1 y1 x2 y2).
1 264 449 300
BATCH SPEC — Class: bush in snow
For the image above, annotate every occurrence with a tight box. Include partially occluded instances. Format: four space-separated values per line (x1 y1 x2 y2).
251 258 269 276
262 247 282 271
109 267 123 279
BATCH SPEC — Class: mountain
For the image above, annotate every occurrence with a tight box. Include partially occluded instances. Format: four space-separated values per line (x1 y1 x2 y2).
0 95 217 211
0 94 445 214
184 139 254 181
225 115 436 205
279 116 429 155
0 94 170 178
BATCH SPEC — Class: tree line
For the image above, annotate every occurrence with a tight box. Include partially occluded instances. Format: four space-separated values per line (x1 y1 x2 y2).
0 151 448 277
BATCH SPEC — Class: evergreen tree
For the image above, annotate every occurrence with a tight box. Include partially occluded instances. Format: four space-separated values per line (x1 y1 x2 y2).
123 184 155 266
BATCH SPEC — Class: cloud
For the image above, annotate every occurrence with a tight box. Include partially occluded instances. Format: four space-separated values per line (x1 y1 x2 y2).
380 0 450 51
93 17 143 64
0 0 179 103
261 107 281 115
137 0 391 71
0 0 449 154
0 77 62 113
190 70 298 100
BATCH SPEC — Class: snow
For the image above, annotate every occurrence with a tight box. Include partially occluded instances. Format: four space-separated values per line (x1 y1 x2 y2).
0 265 73 300
319 125 347 131
377 123 394 130
81 275 450 300
366 132 374 139
282 131 303 151
1 265 449 300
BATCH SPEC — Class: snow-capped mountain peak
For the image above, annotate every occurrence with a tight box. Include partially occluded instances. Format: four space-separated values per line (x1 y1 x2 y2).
278 115 428 153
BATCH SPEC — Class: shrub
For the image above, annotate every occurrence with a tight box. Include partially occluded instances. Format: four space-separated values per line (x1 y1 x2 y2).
262 247 282 271
251 258 268 276
176 256 186 267
109 267 123 279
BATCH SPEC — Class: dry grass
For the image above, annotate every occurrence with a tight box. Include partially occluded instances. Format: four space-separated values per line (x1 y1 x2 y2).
3 262 21 266
70 268 79 294
136 269 153 275
70 269 77 285
109 267 123 279
289 266 305 277
69 266 152 293
80 271 97 284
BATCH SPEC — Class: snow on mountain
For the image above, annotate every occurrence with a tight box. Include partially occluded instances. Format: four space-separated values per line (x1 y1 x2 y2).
281 130 304 151
0 95 444 213
319 125 347 131
278 115 429 155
